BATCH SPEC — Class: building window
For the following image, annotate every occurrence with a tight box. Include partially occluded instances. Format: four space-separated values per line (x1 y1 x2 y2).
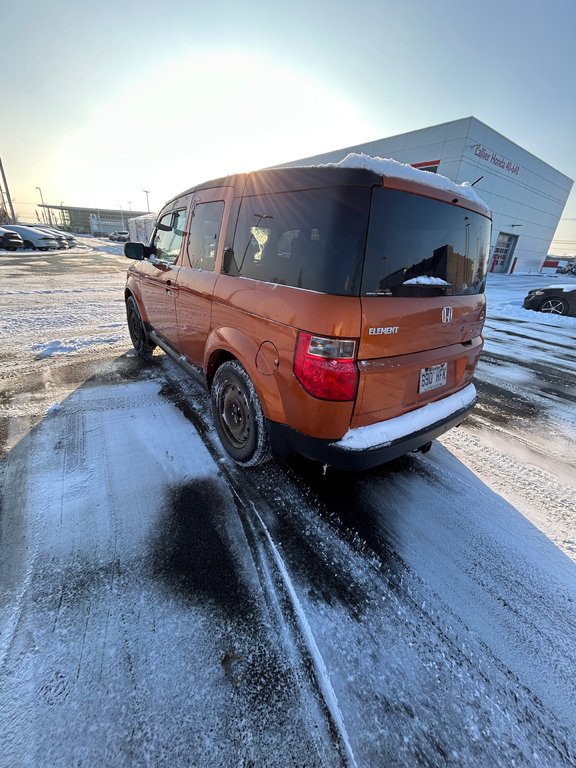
490 232 519 273
411 161 439 174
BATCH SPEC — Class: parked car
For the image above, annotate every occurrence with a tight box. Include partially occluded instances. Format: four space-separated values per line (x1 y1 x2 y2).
29 225 70 249
123 160 492 471
523 284 576 316
2 225 58 251
109 231 129 242
61 232 78 247
0 226 24 251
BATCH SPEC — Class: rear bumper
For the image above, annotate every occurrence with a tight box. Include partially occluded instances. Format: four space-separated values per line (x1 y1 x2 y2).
267 384 477 471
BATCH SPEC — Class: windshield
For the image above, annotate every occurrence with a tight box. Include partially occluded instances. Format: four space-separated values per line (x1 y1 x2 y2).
362 188 491 297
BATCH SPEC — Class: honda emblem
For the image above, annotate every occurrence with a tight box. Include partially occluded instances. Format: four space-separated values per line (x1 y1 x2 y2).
442 307 453 323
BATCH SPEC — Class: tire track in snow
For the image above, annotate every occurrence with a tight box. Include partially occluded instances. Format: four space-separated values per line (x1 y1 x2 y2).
160 362 358 766
231 487 358 768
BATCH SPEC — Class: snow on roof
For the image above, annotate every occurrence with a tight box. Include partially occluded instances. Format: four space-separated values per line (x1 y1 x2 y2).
323 153 488 208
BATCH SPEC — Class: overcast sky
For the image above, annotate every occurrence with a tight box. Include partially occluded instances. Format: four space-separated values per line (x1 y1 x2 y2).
1 0 575 253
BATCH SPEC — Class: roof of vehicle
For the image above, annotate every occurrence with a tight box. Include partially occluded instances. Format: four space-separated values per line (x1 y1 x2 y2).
22 224 67 235
328 153 488 208
165 156 491 217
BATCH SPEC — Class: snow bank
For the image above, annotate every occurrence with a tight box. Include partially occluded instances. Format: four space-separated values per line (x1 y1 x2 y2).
337 384 477 451
489 301 576 328
324 153 488 207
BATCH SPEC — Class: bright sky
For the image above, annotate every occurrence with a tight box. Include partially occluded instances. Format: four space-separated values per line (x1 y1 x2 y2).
1 0 575 254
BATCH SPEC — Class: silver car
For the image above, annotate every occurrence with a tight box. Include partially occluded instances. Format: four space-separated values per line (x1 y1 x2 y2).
3 225 58 251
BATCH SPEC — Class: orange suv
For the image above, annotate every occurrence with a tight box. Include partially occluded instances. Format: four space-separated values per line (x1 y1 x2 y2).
124 157 491 469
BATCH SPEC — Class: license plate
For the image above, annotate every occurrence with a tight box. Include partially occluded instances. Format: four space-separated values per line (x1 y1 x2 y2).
419 363 448 393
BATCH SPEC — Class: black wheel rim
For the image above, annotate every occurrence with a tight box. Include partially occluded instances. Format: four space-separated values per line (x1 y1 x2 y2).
128 305 142 346
219 380 251 449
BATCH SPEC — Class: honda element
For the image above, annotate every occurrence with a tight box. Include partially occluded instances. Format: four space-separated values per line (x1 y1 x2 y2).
124 155 491 469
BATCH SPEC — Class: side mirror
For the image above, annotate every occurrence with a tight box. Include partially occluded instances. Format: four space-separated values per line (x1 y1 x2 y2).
222 247 237 275
124 242 147 260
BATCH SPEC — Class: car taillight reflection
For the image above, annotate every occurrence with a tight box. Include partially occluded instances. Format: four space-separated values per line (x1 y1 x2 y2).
293 331 358 401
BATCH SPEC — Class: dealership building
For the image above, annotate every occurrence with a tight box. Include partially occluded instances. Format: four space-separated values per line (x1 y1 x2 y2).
36 204 147 236
280 117 573 274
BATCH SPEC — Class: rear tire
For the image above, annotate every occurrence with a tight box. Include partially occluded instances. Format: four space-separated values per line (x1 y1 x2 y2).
211 360 272 467
126 295 156 357
538 297 568 315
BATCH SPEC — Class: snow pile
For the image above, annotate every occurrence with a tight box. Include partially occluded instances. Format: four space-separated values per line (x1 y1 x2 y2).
32 336 122 358
324 153 488 207
403 276 451 286
337 384 477 451
484 274 576 328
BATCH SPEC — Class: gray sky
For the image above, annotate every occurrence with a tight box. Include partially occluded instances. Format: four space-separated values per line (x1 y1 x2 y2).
2 0 575 253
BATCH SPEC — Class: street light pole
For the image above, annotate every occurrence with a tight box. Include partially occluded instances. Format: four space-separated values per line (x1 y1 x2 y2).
0 156 17 223
143 189 150 213
36 186 54 227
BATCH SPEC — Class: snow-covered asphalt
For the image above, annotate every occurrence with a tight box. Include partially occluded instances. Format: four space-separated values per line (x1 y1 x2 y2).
0 243 575 766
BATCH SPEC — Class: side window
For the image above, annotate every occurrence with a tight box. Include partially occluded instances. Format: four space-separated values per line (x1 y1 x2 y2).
153 209 187 264
186 201 225 271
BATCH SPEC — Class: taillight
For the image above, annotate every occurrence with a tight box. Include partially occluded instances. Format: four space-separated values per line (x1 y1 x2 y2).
293 331 358 401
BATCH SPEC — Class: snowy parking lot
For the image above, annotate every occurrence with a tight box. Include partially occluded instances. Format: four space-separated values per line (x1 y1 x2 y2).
1 242 575 766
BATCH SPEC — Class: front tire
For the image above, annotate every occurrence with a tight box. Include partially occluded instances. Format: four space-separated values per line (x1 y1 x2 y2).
538 297 568 315
126 295 156 357
211 360 272 467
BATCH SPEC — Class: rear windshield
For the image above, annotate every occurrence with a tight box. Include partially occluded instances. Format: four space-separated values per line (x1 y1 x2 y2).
231 187 370 296
362 188 491 297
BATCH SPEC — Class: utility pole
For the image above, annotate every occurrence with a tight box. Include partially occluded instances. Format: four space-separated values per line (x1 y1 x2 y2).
143 189 150 212
0 156 17 223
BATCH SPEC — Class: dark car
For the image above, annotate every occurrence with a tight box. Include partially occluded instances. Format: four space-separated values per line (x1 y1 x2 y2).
523 284 576 316
0 226 24 251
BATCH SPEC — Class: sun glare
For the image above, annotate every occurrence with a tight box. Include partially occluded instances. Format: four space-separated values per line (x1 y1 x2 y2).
50 50 376 208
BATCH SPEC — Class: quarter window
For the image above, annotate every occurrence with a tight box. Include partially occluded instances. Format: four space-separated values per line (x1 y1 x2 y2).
186 201 225 271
